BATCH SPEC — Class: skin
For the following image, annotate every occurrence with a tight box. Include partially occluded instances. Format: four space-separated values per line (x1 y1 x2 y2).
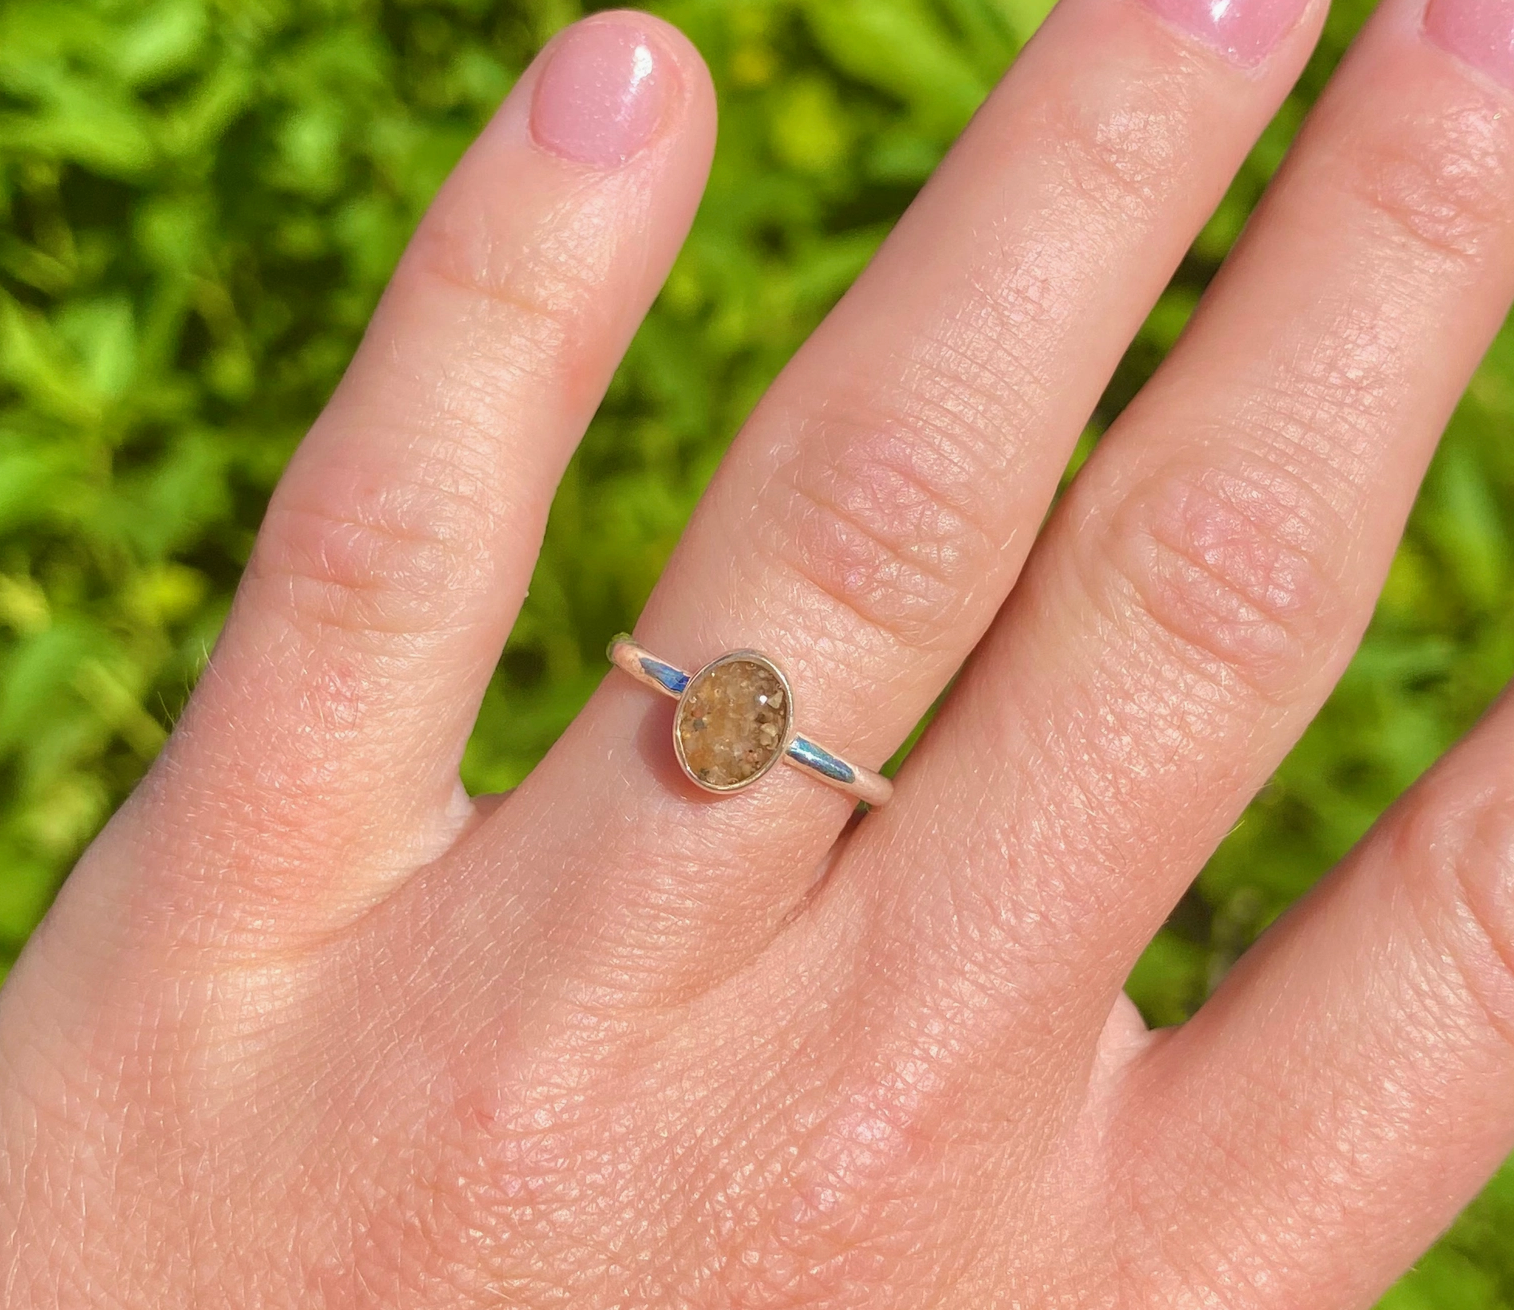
3 0 1514 1305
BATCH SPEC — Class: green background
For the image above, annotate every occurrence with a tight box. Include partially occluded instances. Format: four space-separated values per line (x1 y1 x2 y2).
1 0 1511 1300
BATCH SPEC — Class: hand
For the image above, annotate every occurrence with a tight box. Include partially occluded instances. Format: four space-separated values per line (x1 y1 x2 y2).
6 0 1514 1304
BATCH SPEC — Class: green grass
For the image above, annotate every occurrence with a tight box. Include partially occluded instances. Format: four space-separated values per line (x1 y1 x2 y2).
1 0 1511 1299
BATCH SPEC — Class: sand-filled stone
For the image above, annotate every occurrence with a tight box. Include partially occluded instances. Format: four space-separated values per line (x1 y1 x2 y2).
676 657 789 789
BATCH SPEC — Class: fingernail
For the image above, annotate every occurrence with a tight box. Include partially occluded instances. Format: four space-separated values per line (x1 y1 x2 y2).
1142 0 1311 67
530 20 672 168
1426 0 1514 90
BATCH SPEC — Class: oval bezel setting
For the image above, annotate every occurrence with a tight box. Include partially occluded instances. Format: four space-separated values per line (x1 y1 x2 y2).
672 650 796 793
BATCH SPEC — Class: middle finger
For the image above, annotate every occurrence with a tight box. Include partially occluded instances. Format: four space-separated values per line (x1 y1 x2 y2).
836 0 1514 1073
484 0 1326 996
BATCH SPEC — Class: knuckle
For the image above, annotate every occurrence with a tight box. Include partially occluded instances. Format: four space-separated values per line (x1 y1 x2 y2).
1343 98 1514 266
253 466 498 643
395 1044 945 1310
349 1048 643 1306
400 199 609 392
1093 452 1348 703
759 387 1004 651
1037 65 1195 227
1389 783 1514 1047
701 1074 946 1309
716 1162 920 1302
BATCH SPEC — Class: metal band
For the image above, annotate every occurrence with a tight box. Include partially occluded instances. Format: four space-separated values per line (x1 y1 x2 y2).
608 636 893 808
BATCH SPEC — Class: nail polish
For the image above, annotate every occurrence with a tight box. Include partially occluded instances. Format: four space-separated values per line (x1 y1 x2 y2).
1142 0 1312 67
531 20 671 168
1426 0 1514 90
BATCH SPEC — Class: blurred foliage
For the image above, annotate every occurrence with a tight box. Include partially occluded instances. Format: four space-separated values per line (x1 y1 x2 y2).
0 0 1511 1300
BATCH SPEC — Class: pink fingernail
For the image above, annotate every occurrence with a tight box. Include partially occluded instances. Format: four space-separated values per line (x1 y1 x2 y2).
1426 0 1514 90
1142 0 1311 66
530 20 671 168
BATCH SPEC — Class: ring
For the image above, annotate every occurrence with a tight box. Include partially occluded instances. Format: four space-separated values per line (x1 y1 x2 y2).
607 635 893 807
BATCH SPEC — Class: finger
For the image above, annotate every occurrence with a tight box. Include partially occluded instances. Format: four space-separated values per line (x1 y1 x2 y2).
479 0 1327 997
1114 682 1514 1307
819 0 1514 1067
98 14 715 938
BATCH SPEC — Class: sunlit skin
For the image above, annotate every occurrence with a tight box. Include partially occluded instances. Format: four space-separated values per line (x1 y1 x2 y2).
5 0 1514 1305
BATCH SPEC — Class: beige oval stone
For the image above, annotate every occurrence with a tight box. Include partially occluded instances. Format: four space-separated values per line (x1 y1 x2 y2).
676 657 790 790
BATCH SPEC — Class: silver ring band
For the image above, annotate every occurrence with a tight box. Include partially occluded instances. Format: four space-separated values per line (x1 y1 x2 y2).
608 636 893 808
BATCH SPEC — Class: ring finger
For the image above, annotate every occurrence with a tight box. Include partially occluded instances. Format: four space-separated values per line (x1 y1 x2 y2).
470 0 1328 1002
